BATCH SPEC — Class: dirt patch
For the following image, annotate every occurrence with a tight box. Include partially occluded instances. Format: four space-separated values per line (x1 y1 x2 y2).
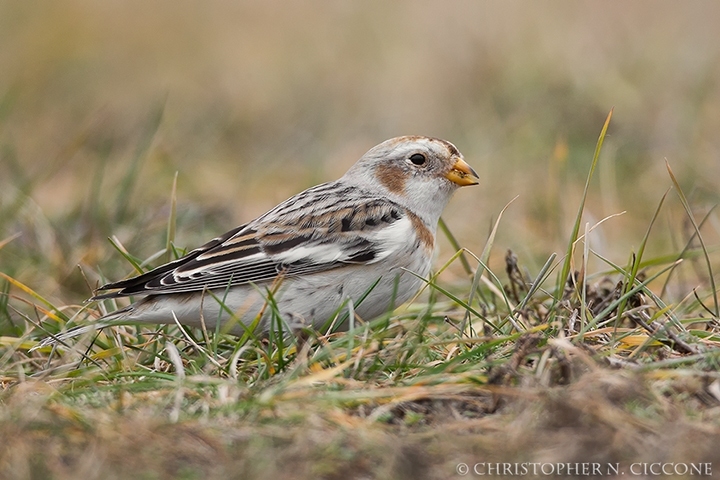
3 366 720 480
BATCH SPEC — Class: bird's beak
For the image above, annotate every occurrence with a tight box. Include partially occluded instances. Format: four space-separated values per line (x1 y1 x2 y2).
445 158 479 186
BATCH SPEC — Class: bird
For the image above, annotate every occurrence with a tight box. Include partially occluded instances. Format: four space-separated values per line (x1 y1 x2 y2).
40 136 478 347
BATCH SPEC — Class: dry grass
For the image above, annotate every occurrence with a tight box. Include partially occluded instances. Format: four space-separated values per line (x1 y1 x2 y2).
2 2 720 479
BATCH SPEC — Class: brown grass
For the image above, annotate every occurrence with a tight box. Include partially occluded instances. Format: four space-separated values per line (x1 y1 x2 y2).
2 2 720 479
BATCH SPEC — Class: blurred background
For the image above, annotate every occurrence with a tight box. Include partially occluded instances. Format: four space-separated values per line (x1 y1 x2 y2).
1 1 719 307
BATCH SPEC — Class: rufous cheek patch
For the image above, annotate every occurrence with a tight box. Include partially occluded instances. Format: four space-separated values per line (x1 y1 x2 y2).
375 163 408 195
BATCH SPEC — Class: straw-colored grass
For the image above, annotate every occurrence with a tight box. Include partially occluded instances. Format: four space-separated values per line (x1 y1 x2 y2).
2 3 720 479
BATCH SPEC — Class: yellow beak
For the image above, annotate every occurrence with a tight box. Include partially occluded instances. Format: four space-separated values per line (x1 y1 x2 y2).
445 158 479 186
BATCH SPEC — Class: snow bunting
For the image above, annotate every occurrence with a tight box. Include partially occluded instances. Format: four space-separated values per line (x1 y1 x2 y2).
45 136 478 343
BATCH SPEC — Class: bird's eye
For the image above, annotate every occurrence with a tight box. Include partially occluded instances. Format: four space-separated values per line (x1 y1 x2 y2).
409 153 426 166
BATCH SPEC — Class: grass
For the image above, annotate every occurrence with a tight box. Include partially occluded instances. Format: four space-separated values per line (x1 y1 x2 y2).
2 111 720 479
2 4 720 477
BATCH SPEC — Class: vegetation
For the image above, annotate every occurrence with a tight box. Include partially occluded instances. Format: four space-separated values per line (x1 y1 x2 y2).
1 3 719 479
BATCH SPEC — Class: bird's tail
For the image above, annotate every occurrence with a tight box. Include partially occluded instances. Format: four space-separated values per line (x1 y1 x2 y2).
32 306 134 351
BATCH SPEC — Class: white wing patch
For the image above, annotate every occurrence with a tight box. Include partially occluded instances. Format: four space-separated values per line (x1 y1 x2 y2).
367 215 414 262
275 244 345 265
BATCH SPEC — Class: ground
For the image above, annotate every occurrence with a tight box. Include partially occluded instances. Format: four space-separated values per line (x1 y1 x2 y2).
2 3 720 479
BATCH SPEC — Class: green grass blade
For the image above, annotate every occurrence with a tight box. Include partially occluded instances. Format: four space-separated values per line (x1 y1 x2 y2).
555 108 613 302
577 259 681 338
660 205 716 298
107 236 145 274
438 217 473 275
517 252 558 311
463 195 518 332
407 270 503 334
614 188 669 331
666 160 718 316
165 171 178 263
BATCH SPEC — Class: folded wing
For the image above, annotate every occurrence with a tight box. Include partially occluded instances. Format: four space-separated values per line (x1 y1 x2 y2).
93 183 412 299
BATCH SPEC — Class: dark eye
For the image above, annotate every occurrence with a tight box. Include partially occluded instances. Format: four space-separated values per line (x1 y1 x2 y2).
409 153 426 166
